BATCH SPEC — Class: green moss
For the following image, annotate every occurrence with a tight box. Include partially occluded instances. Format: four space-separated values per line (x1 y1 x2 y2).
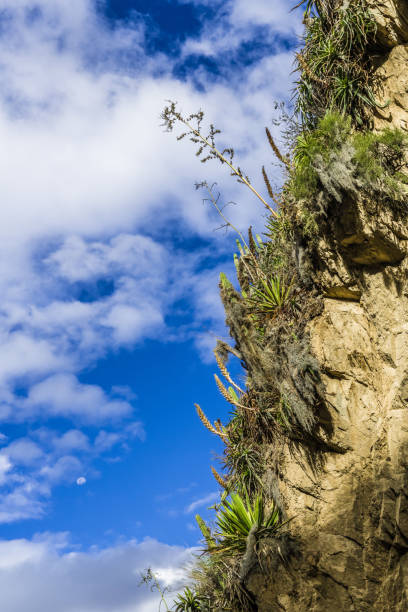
352 128 408 196
297 205 319 239
288 111 408 206
289 112 352 200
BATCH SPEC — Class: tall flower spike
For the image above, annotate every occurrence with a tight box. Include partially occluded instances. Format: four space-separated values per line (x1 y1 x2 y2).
211 466 228 489
265 127 290 169
214 349 244 394
214 374 254 411
262 166 275 200
195 404 227 440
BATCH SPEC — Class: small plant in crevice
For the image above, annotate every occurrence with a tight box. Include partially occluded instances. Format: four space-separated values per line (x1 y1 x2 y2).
245 276 295 317
210 491 282 558
223 432 264 497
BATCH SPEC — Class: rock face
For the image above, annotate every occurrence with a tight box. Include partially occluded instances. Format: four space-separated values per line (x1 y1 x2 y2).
368 0 408 47
374 43 408 133
372 0 408 133
246 4 408 610
247 200 408 612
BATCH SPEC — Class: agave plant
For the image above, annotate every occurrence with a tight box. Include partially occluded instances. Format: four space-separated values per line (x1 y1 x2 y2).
211 491 282 557
309 36 339 74
173 587 202 611
246 276 293 314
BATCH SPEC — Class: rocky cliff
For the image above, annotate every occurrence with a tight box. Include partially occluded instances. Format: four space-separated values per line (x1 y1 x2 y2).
167 2 408 610
245 3 408 610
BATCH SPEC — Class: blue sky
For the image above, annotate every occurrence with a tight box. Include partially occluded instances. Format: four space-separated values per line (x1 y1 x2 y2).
0 0 302 609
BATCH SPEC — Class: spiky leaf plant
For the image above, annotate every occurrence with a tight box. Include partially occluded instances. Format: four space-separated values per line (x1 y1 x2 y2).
211 491 282 557
246 276 293 314
295 0 379 127
173 587 203 611
223 440 264 497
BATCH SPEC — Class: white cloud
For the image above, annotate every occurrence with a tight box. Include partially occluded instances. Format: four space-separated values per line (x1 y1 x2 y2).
230 0 303 33
2 439 43 466
181 0 302 61
0 478 49 523
26 373 132 422
45 234 166 283
185 492 218 514
102 303 163 344
0 0 297 526
0 533 196 612
94 430 121 452
0 332 68 385
0 455 12 485
40 455 83 484
0 0 295 388
53 430 90 453
0 0 291 246
0 538 46 569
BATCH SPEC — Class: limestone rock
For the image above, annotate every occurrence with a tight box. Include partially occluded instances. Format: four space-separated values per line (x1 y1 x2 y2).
247 194 408 610
368 0 408 48
373 44 408 133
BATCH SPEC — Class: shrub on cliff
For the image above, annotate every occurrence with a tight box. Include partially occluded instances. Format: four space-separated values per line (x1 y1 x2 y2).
289 111 408 206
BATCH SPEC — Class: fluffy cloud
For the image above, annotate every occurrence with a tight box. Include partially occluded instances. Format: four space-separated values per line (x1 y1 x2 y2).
0 0 297 527
0 0 294 243
230 0 303 33
53 430 90 453
0 455 12 485
0 533 196 612
26 374 132 421
180 0 302 67
3 439 43 466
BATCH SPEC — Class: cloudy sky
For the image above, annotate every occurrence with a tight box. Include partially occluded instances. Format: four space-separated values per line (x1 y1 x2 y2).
0 0 302 609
